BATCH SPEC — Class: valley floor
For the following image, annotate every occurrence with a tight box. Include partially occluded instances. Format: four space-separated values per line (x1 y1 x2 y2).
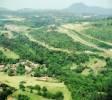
0 72 72 100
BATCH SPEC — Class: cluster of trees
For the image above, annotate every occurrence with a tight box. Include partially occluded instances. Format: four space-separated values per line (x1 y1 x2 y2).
28 16 56 27
0 83 16 100
19 82 64 100
0 51 6 63
106 58 112 67
17 94 30 100
0 51 17 64
16 64 26 75
55 56 112 100
32 66 47 77
74 65 87 73
3 64 26 76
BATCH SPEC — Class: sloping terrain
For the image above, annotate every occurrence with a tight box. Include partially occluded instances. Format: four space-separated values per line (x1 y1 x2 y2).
0 14 112 100
0 72 72 100
25 33 72 54
58 22 112 57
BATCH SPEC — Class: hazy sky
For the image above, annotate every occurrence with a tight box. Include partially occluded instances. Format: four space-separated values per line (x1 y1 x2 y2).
0 0 112 10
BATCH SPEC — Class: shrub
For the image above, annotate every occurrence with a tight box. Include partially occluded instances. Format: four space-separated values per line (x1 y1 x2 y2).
18 94 30 100
16 64 25 75
19 83 25 91
7 68 14 76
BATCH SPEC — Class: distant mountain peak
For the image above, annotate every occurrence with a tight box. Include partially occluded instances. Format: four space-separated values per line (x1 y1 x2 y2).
70 3 87 7
65 3 112 15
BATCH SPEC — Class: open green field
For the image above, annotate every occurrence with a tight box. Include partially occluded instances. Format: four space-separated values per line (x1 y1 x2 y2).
0 47 19 59
0 72 72 100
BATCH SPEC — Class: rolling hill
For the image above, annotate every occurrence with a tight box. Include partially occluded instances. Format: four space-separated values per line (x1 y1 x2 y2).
0 5 112 100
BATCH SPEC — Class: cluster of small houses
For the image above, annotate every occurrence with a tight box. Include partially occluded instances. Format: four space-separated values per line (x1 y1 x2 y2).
0 60 49 81
0 60 40 73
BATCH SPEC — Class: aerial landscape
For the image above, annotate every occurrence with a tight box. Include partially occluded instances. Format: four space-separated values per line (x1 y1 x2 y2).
0 0 112 100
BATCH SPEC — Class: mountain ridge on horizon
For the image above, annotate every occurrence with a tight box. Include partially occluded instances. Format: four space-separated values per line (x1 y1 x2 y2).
0 3 112 15
65 3 112 15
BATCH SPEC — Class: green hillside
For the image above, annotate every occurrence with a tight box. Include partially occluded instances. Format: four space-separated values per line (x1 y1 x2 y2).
0 13 112 100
